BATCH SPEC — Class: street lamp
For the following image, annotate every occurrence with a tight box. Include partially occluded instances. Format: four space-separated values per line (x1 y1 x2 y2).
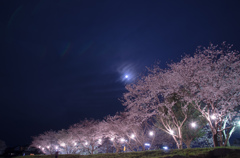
120 138 125 142
191 122 197 128
211 115 216 120
163 146 168 150
149 131 154 136
130 134 135 139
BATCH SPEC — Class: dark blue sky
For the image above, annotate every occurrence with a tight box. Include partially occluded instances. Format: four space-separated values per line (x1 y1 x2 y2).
1 0 240 146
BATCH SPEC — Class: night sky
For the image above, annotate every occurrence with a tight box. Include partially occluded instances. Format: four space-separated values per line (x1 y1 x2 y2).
1 0 240 147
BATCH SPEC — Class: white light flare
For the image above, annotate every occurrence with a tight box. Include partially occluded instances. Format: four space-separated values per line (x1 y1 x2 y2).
169 130 174 135
61 143 65 147
163 146 168 150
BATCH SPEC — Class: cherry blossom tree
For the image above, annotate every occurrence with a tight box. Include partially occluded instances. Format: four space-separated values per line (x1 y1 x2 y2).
122 67 192 149
56 129 79 154
31 130 58 155
123 42 240 148
168 42 240 147
103 113 132 153
68 119 105 154
104 112 172 152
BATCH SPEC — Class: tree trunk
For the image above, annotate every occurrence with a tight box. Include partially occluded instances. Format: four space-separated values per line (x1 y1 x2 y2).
91 146 94 154
116 147 120 154
226 139 230 147
142 144 145 151
179 142 183 149
213 133 219 147
224 126 235 147
172 136 180 149
185 141 191 148
178 127 183 149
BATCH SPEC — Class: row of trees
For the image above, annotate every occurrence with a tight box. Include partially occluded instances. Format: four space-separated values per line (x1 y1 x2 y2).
31 113 175 155
32 42 240 154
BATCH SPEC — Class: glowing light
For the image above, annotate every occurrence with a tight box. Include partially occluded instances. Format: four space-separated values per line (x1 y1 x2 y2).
61 143 65 147
55 146 58 150
98 139 102 144
149 131 154 136
38 146 41 148
85 142 88 145
110 137 114 141
211 115 216 120
125 75 129 78
130 134 135 139
191 122 197 128
238 121 240 126
144 143 150 146
120 138 125 142
163 146 168 150
47 146 50 149
169 130 174 135
74 142 77 146
42 148 44 150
